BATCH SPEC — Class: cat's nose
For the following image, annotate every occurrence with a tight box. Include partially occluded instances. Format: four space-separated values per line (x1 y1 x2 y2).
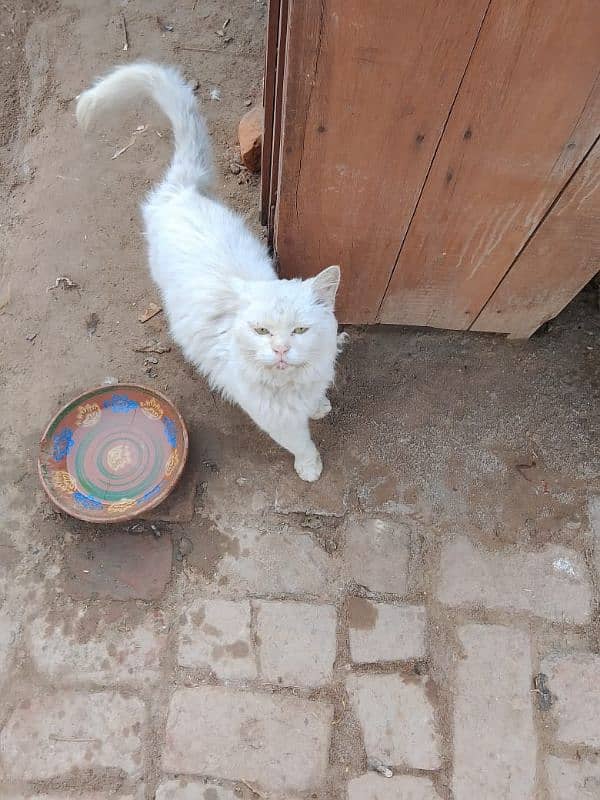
272 344 290 357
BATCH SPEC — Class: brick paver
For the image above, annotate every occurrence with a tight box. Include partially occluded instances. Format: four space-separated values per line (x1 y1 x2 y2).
5 512 597 799
542 653 600 747
215 524 338 595
437 536 592 623
0 608 18 683
155 781 238 800
254 600 337 686
178 599 255 680
347 774 442 799
62 532 173 601
272 463 349 517
0 691 146 780
162 687 333 793
590 496 600 583
5 794 140 800
546 755 600 800
453 624 535 800
27 609 166 684
345 517 410 593
347 674 440 770
348 600 426 663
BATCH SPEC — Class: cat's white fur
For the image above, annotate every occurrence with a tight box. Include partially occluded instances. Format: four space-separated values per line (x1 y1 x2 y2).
76 62 344 481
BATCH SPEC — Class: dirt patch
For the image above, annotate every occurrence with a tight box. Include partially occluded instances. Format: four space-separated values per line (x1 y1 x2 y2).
61 530 173 601
347 597 378 630
186 518 241 579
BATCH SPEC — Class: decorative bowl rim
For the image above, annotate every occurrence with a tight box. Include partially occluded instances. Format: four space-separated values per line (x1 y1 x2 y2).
38 382 189 524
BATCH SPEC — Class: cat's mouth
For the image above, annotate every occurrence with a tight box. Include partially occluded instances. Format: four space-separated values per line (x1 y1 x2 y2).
266 355 304 370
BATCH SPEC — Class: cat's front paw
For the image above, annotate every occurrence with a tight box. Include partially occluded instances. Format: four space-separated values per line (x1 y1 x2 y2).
310 397 332 420
295 450 323 482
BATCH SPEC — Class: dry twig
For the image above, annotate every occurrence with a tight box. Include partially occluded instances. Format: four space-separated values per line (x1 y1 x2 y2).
120 12 129 51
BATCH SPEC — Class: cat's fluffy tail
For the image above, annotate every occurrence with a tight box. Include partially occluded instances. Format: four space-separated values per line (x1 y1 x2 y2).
76 62 214 192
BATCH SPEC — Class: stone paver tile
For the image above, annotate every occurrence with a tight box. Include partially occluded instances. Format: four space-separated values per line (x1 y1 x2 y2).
453 624 535 800
348 774 442 799
62 532 172 601
0 691 146 780
156 781 237 800
542 653 600 747
348 599 426 663
357 471 413 515
346 674 440 770
271 463 348 517
163 687 333 793
178 599 255 680
0 607 19 682
27 609 166 684
215 524 338 596
255 600 336 687
588 496 600 532
547 755 600 800
590 496 600 584
204 453 347 517
345 518 410 594
437 536 592 623
5 794 140 800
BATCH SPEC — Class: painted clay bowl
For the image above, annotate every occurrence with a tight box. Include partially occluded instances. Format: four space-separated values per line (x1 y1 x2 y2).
38 384 188 523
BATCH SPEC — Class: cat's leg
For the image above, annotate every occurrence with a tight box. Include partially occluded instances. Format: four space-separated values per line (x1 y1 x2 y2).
246 407 323 481
310 396 332 420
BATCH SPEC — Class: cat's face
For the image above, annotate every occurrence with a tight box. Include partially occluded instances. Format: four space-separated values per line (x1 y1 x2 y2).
233 266 341 373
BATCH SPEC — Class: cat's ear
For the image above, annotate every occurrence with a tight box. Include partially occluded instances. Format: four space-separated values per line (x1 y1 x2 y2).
311 265 340 308
207 278 245 324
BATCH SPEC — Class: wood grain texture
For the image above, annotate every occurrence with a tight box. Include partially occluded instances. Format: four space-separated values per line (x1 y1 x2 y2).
472 138 600 338
260 0 281 225
267 0 289 239
274 0 490 323
379 0 600 329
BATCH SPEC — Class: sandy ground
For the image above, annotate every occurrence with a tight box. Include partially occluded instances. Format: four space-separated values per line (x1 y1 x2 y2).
2 2 600 799
1 0 265 453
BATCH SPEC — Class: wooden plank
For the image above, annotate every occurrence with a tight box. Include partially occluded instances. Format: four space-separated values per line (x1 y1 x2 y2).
274 0 490 323
267 0 289 242
472 138 600 338
260 0 281 225
379 0 600 329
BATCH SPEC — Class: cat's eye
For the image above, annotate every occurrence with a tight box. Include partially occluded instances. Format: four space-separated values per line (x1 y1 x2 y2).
254 327 270 335
293 327 309 335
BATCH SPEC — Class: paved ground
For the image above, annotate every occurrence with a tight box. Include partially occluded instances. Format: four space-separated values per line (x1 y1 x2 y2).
2 2 600 799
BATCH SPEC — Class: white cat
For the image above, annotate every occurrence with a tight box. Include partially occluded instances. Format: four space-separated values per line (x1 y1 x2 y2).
76 62 344 481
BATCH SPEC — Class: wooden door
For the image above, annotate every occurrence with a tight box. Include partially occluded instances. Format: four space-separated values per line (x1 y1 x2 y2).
264 0 600 336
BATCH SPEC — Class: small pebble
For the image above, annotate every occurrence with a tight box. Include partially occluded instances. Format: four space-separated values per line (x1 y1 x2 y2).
179 536 193 556
244 99 252 107
129 523 145 533
368 758 393 778
229 162 241 175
